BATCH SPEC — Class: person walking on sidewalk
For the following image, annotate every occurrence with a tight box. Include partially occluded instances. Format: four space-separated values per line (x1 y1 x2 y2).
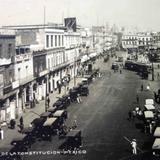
19 116 23 126
46 94 50 108
0 128 4 140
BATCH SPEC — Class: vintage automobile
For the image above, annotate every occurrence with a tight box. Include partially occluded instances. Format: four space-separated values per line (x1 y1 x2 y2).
31 118 46 139
53 110 68 126
40 112 53 119
53 100 65 110
47 106 57 113
59 130 82 150
83 74 93 84
80 85 89 96
111 62 119 70
152 138 160 156
82 78 88 85
69 89 78 102
41 117 59 141
10 135 29 152
61 94 71 107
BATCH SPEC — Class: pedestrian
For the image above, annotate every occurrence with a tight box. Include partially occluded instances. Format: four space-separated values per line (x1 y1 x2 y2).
158 64 160 69
149 123 153 134
18 124 24 133
128 110 132 121
136 95 139 104
0 128 4 140
141 84 143 91
77 94 82 104
73 119 77 128
46 94 50 107
132 110 136 121
120 70 122 74
131 139 137 155
146 84 150 90
19 116 23 126
10 119 16 129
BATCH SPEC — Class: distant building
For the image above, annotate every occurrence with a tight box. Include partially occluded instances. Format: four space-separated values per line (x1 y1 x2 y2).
122 32 153 53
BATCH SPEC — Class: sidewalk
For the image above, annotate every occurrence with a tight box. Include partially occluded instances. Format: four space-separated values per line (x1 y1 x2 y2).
0 77 83 149
0 58 103 150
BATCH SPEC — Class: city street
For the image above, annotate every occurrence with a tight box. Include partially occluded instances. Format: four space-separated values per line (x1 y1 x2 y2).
0 1 160 159
21 51 159 160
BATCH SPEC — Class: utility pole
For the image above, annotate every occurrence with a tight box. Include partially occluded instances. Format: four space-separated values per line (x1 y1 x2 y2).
44 5 46 28
74 48 77 86
152 61 154 81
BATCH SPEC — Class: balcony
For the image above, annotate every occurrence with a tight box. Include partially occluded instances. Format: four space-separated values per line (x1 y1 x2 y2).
12 80 19 89
15 54 31 62
3 83 12 94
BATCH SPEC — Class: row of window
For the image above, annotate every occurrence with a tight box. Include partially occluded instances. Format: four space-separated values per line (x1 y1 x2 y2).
123 37 152 41
123 41 150 45
47 53 64 69
46 35 64 48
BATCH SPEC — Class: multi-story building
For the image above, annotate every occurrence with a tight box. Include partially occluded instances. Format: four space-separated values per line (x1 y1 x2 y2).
0 29 19 124
122 32 153 53
64 30 81 77
4 24 68 106
3 19 83 112
137 33 153 51
122 34 138 52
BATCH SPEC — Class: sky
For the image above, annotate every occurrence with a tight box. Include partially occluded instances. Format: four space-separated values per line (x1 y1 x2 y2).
0 0 160 31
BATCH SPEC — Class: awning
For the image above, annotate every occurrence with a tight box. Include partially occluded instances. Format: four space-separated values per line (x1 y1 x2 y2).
145 99 154 105
144 104 155 110
43 117 57 126
154 127 160 137
53 110 64 117
89 52 97 58
144 111 154 119
81 55 90 63
152 138 160 150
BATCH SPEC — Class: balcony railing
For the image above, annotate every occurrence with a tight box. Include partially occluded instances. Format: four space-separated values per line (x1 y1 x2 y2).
3 83 12 94
15 54 31 62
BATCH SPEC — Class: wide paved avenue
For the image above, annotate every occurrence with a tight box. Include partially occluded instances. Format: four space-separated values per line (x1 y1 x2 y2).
24 54 155 160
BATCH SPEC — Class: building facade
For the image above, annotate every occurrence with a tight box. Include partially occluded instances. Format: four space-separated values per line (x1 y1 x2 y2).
0 30 20 124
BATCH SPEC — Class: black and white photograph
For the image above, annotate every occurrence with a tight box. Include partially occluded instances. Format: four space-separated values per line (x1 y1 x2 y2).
0 0 160 159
